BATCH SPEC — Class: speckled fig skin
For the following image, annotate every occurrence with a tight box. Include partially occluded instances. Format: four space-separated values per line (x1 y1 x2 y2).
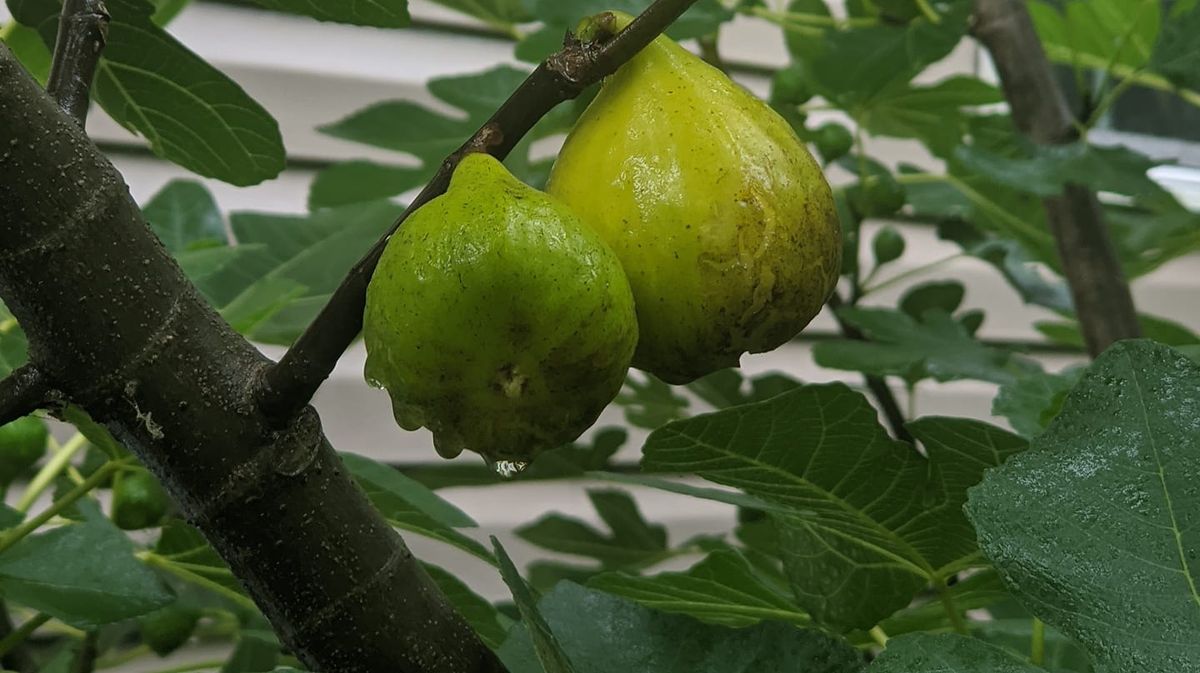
363 153 638 464
547 12 842 384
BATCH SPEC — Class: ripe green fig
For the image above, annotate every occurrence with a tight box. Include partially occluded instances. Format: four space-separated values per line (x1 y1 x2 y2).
547 12 841 384
363 153 638 466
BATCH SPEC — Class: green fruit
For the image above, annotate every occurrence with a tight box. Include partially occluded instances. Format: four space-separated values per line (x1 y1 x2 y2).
547 12 841 384
849 172 907 217
112 470 170 530
363 153 638 465
139 604 200 656
813 122 853 163
0 416 47 485
770 65 812 106
871 226 905 266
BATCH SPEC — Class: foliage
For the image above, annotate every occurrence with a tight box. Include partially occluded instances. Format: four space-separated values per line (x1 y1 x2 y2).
1 0 1199 670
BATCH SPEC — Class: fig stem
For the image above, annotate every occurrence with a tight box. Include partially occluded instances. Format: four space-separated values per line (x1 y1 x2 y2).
826 293 914 445
46 0 110 126
258 0 705 423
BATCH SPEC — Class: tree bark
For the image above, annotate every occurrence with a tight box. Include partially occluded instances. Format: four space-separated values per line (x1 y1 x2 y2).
0 44 504 673
972 0 1141 357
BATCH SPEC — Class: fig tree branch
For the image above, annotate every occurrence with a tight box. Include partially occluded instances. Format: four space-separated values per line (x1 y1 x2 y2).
0 0 104 427
971 0 1141 357
0 43 507 673
258 0 705 422
46 0 109 125
0 365 50 427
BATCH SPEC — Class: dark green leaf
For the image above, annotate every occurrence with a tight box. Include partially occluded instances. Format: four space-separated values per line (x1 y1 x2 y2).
792 3 969 108
220 628 279 673
814 307 1025 385
877 570 1012 639
1029 0 1160 72
426 0 531 26
142 180 225 252
861 77 1003 157
615 373 689 429
954 141 1180 212
686 369 802 409
497 582 864 673
493 538 578 673
2 21 52 84
584 472 784 515
341 453 475 528
154 519 248 598
6 0 286 185
423 562 512 649
992 366 1084 438
515 0 734 62
517 490 668 568
0 504 24 529
307 161 425 210
642 384 1025 629
225 200 403 344
0 510 173 628
898 281 964 319
245 0 408 27
589 548 807 629
870 633 1043 672
0 302 28 377
969 239 1074 313
1152 0 1200 90
967 340 1200 673
972 615 1094 672
59 406 128 460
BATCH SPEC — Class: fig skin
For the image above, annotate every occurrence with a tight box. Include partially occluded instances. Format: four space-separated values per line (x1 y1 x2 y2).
547 12 842 384
363 153 638 464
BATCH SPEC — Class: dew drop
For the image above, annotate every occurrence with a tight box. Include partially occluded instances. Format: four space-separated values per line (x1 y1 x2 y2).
494 460 528 478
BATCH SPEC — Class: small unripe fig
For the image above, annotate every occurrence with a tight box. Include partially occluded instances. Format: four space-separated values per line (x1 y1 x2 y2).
0 416 47 485
849 171 907 217
547 12 841 384
112 470 170 530
363 153 638 465
813 122 854 163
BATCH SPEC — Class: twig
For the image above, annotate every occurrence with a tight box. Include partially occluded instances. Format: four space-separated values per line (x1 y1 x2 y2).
971 0 1140 357
0 614 49 660
826 293 914 444
0 365 49 427
69 630 98 673
258 0 705 422
46 0 109 125
0 601 37 673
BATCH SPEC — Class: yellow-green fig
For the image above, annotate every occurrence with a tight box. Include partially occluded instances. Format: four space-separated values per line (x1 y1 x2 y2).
547 12 842 384
363 153 638 466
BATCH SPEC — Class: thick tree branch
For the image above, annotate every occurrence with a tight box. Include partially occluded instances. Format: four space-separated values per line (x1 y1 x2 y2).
258 0 704 422
0 43 505 673
0 365 50 426
971 0 1140 357
826 293 914 444
46 0 108 125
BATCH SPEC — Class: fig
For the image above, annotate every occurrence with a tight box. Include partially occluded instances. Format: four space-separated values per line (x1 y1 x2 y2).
813 122 854 163
363 153 638 465
547 12 841 384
